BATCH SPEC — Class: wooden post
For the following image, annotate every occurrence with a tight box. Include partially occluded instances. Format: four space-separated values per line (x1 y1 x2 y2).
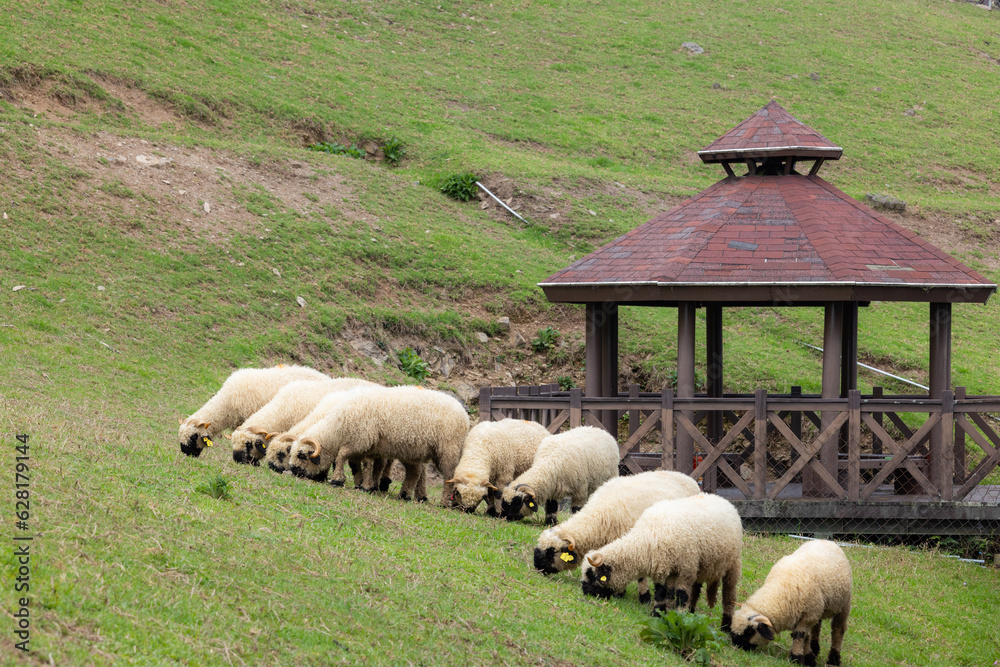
929 302 952 495
676 303 697 474
941 389 954 501
754 389 767 499
570 387 582 428
628 384 640 439
807 302 843 497
585 303 602 427
478 387 492 423
705 304 723 492
600 303 619 435
660 389 674 471
872 386 884 455
848 390 861 501
954 386 967 483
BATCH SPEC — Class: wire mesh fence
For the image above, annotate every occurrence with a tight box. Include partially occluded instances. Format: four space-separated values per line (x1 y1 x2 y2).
480 383 1000 553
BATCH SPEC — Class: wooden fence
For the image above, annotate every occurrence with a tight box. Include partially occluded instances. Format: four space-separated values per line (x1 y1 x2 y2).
479 385 1000 504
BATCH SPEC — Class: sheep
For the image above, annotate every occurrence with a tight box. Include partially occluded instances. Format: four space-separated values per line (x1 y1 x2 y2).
499 426 619 525
730 539 852 667
229 377 378 466
533 470 700 604
447 419 550 516
580 493 742 632
178 365 329 457
291 386 469 503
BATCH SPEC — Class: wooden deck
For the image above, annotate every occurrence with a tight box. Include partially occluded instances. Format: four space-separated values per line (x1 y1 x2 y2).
480 384 1000 536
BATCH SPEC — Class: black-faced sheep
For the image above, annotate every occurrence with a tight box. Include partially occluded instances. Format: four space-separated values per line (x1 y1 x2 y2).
533 470 700 602
293 386 469 503
499 426 619 525
580 493 742 631
178 365 329 457
230 377 378 465
730 539 852 667
447 419 550 516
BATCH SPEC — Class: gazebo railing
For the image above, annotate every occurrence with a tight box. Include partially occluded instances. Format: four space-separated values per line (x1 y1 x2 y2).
478 385 1000 504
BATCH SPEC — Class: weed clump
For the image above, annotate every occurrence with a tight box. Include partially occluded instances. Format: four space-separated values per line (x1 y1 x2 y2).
381 137 406 165
439 172 479 201
531 326 560 352
639 610 725 666
195 475 231 500
397 347 430 381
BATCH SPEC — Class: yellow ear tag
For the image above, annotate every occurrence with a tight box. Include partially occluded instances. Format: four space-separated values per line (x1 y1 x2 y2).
600 576 607 582
528 502 535 508
560 552 574 562
204 438 213 447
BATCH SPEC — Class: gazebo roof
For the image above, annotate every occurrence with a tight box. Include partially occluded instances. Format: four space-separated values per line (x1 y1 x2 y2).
540 105 996 306
698 100 843 163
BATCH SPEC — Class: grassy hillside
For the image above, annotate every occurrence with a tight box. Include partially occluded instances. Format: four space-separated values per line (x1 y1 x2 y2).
2 0 1000 664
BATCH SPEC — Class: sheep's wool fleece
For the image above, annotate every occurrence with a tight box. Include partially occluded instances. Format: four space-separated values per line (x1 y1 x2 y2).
504 426 619 503
584 492 742 589
739 539 852 632
455 419 550 480
538 470 700 555
183 365 329 436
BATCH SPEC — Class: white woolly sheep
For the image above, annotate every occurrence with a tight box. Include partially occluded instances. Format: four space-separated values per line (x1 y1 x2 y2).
730 539 852 667
499 426 619 525
230 377 378 466
580 492 742 632
291 386 468 503
447 419 550 516
533 470 700 603
178 365 329 457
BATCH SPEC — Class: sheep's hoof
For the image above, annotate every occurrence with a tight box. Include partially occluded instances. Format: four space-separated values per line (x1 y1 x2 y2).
416 496 428 503
638 591 650 605
485 507 498 518
570 506 581 514
330 479 345 488
378 478 392 493
826 649 841 666
544 515 557 526
360 485 377 494
399 491 411 501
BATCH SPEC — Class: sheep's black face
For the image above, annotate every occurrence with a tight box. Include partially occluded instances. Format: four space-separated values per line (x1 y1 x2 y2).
250 439 267 461
500 496 522 521
533 547 558 575
180 433 203 457
233 448 248 464
267 461 284 473
581 563 615 598
288 464 327 483
730 626 759 651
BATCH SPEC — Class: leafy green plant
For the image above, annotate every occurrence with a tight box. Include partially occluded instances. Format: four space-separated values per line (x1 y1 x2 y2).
531 326 560 352
557 375 576 390
397 346 430 381
439 172 479 202
308 141 366 159
194 475 231 500
381 136 406 165
639 610 725 666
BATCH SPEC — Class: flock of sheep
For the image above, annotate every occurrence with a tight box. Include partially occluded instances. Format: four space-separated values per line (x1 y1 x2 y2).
178 365 853 666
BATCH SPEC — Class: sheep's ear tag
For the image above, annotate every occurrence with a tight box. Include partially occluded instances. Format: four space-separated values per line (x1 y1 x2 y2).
528 501 535 508
203 437 213 447
560 552 574 563
600 576 607 582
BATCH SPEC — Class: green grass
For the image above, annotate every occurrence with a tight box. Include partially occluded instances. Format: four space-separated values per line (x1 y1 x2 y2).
1 0 1000 664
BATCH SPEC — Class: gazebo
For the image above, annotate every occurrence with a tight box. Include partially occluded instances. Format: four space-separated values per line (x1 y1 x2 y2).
481 102 1000 534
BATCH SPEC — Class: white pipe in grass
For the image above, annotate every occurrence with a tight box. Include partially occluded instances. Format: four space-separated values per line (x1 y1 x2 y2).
476 181 527 224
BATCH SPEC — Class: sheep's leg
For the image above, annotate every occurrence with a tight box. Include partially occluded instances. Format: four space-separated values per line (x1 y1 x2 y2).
348 458 365 489
544 499 559 525
687 581 702 612
330 449 352 487
398 462 423 501
378 459 394 493
485 488 499 517
414 464 428 502
637 578 650 605
720 562 740 633
652 576 679 615
789 623 815 666
705 580 719 609
570 490 587 514
809 621 821 662
827 613 848 666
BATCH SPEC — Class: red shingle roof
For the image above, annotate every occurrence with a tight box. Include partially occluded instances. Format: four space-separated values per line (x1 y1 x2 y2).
540 174 995 305
698 101 843 163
